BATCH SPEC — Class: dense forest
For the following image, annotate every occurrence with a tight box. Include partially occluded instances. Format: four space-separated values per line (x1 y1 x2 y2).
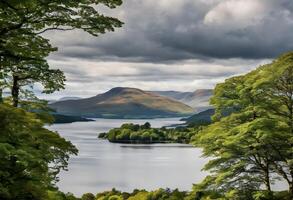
0 0 292 200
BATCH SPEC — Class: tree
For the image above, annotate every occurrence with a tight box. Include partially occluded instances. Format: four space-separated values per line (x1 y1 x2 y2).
194 117 273 198
0 29 57 105
0 0 123 36
141 122 151 129
0 104 78 199
194 52 293 198
81 193 95 200
0 0 123 105
249 52 293 197
0 0 123 56
0 1 123 199
7 60 65 107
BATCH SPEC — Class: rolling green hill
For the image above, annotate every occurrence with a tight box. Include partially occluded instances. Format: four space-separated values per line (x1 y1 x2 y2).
182 109 215 126
182 108 235 126
49 87 194 118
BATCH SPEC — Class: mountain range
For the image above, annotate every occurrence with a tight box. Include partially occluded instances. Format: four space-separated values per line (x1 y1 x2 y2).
49 87 195 119
49 97 82 104
152 89 213 112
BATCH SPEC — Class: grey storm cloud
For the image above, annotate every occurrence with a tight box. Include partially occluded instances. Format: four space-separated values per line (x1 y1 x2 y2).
46 0 293 62
39 0 291 99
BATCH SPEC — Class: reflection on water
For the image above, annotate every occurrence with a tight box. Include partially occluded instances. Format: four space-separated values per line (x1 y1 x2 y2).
48 118 208 196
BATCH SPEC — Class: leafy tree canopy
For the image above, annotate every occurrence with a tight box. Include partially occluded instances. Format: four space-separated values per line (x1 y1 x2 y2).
0 104 78 199
0 0 123 106
193 52 293 199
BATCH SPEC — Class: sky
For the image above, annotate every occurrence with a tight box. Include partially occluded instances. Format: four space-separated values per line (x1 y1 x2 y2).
41 0 293 99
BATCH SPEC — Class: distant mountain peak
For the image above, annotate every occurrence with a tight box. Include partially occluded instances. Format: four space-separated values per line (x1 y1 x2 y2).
152 89 213 111
59 96 82 101
50 87 194 119
108 87 144 93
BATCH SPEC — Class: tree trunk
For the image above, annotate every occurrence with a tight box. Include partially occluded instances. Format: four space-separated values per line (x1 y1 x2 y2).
264 169 271 192
265 179 271 192
289 182 293 199
0 88 3 103
0 63 3 103
12 75 19 107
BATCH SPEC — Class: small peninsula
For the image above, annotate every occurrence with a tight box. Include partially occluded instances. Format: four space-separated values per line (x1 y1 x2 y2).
52 114 94 124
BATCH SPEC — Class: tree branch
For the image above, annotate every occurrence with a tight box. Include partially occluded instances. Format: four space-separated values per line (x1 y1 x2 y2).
35 27 75 35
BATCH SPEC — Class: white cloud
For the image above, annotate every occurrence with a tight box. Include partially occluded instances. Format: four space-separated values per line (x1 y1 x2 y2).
204 0 270 29
38 57 270 100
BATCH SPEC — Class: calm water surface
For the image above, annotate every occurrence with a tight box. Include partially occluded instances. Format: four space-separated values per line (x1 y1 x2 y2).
48 118 208 196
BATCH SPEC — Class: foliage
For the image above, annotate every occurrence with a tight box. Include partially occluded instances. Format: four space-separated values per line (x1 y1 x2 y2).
0 104 78 199
95 188 188 200
99 122 200 144
47 191 78 200
0 0 124 199
193 52 293 199
8 61 66 107
0 0 123 61
184 109 215 127
0 0 123 198
47 189 293 200
0 0 123 107
0 0 123 37
81 193 95 200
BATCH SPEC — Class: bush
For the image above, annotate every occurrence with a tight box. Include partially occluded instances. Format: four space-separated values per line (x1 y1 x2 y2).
81 193 95 200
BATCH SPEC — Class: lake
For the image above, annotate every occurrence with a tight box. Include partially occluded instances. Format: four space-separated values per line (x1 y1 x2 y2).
48 118 208 196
